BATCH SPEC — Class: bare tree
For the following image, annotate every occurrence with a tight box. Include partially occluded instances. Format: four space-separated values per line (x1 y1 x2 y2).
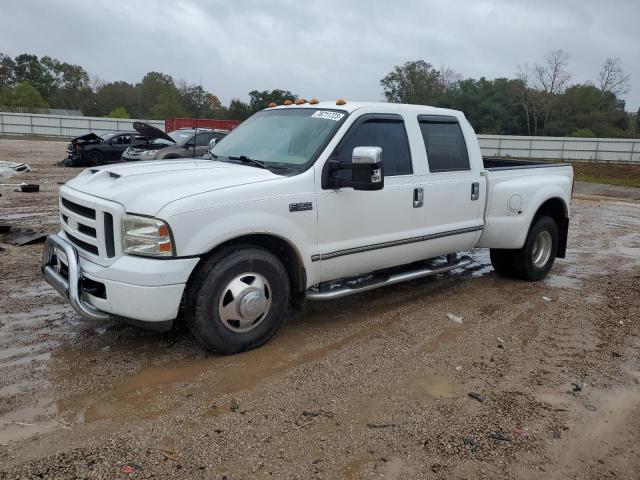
597 57 630 96
438 65 463 90
532 49 572 94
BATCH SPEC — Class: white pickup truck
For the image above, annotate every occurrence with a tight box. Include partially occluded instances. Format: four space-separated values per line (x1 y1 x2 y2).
43 101 573 353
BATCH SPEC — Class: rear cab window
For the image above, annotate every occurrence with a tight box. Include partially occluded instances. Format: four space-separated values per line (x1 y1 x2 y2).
418 115 470 173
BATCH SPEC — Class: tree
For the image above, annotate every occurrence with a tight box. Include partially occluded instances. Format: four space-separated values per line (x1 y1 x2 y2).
597 57 630 96
11 81 49 109
227 99 252 121
248 89 297 112
150 88 186 119
380 60 445 104
13 54 57 100
532 49 572 95
107 106 130 118
138 71 179 116
0 52 14 89
91 81 139 117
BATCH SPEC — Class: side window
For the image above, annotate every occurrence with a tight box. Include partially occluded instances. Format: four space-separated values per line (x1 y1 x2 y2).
419 120 470 172
335 119 412 176
113 135 130 145
194 132 214 146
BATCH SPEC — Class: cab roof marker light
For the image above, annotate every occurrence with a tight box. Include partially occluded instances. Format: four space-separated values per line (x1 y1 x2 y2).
283 99 293 106
336 98 346 105
309 98 319 105
268 102 277 108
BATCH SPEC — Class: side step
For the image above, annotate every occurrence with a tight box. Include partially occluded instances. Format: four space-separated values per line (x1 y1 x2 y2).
306 255 472 301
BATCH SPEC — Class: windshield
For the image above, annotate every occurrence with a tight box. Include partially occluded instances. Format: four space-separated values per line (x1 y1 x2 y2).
100 133 116 141
168 130 194 144
211 108 347 169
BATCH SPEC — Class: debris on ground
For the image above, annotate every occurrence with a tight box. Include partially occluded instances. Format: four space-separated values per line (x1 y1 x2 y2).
488 432 511 442
302 410 334 418
0 229 47 246
463 436 476 447
542 296 552 302
0 161 31 179
585 404 597 412
468 392 485 403
230 398 240 412
367 422 396 429
120 463 142 473
446 313 463 324
571 382 584 393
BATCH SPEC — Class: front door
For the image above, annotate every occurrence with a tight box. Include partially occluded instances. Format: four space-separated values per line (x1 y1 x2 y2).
315 114 427 282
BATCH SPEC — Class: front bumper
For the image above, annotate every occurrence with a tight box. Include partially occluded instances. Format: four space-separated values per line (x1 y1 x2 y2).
42 234 110 322
42 234 199 328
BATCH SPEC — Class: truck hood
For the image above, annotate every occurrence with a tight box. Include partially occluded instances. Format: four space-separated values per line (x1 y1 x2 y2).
65 159 283 216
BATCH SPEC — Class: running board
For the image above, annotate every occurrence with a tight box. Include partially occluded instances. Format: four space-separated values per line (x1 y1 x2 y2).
306 255 472 301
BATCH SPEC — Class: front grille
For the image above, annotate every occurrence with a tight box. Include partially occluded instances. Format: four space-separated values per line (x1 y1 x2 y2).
61 197 95 219
59 193 119 262
66 232 99 255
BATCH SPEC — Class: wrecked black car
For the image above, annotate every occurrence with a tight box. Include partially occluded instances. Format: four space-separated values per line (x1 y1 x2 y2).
62 131 148 167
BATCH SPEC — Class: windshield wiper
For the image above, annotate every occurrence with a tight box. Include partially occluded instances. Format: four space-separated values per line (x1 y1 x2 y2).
227 155 269 170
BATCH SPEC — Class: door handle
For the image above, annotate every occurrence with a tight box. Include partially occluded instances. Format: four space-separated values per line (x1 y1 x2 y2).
413 187 424 208
471 182 480 201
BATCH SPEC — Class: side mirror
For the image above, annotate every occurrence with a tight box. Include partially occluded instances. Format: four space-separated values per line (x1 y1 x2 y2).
208 138 218 153
324 146 384 191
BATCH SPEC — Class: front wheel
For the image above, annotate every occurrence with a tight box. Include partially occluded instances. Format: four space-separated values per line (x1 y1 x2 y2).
490 215 558 281
186 246 290 354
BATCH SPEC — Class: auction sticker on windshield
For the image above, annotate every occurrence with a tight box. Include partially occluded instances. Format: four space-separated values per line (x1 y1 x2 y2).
311 111 345 121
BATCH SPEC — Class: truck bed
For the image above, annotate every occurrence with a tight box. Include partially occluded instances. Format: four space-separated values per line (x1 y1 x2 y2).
483 157 571 171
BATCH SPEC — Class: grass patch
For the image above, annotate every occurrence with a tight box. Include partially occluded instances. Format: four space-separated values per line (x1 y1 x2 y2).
572 162 640 188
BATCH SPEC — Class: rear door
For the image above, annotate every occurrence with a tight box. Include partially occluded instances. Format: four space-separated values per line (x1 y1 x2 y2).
417 116 484 252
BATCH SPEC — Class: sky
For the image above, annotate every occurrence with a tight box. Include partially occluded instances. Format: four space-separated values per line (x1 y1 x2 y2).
1 0 639 110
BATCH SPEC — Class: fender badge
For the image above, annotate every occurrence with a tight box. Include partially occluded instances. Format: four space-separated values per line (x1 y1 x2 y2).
289 202 313 212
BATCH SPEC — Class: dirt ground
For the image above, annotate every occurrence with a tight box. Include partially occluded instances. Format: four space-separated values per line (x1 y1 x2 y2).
1 138 639 479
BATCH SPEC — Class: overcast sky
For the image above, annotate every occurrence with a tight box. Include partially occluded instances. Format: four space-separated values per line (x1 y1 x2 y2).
2 0 639 110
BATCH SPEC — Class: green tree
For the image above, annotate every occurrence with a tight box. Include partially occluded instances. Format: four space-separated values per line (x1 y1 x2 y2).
248 89 297 112
227 99 252 121
380 60 445 104
13 54 57 100
107 106 130 118
150 88 186 119
11 81 49 108
138 71 179 116
91 81 139 117
0 52 14 89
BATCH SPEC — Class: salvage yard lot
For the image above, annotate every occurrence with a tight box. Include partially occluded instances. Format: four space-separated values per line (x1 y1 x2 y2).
1 138 639 479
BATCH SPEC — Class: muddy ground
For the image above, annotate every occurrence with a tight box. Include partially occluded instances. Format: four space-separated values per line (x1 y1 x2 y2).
0 138 639 479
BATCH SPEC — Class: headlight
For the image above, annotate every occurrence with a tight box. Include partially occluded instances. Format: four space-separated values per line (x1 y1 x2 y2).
121 214 174 257
141 150 157 158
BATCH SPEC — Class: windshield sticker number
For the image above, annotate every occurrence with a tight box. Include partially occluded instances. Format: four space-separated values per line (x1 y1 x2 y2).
311 111 345 121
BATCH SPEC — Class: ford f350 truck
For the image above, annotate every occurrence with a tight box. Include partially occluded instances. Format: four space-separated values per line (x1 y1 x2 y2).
42 101 573 354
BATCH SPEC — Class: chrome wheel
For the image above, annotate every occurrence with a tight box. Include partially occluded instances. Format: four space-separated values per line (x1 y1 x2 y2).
531 230 552 269
218 273 272 333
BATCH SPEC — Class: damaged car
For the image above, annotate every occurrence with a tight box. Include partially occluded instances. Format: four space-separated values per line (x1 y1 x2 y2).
63 131 148 167
122 122 228 161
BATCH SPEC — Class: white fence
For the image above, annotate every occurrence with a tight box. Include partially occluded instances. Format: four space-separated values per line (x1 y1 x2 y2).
1 111 639 164
0 111 165 138
478 134 640 164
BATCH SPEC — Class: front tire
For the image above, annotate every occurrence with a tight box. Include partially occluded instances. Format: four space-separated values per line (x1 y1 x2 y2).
490 215 558 281
186 246 290 354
